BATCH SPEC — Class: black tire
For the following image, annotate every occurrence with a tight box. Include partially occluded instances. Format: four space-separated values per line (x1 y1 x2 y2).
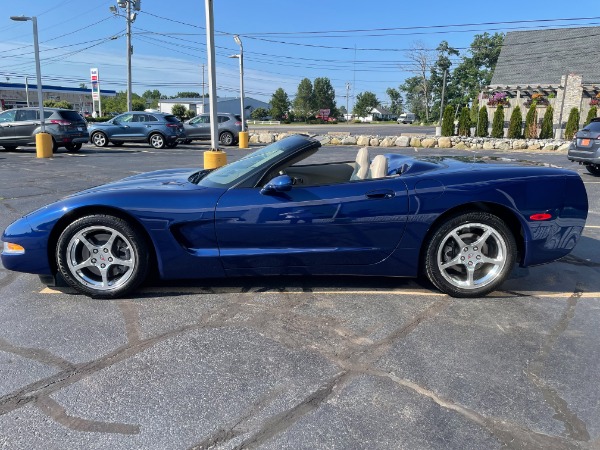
423 211 517 298
56 214 150 299
91 132 109 147
112 141 124 146
65 142 82 152
585 164 600 176
2 145 18 151
219 131 234 146
51 137 58 153
149 133 166 149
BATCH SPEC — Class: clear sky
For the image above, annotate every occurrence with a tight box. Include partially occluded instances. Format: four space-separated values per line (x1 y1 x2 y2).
2 0 600 108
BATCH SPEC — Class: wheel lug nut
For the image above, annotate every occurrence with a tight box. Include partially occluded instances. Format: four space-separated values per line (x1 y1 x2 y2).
91 258 97 263
476 255 481 260
473 246 478 251
93 249 98 254
103 248 108 253
461 256 465 261
464 247 468 252
101 264 106 268
468 261 473 266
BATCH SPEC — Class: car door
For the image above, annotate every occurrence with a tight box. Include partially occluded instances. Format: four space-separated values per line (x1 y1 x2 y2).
186 115 210 139
0 110 17 145
109 113 135 140
215 177 409 269
11 109 39 143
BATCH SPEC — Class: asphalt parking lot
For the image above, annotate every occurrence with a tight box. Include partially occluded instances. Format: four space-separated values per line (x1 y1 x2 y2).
1 141 599 450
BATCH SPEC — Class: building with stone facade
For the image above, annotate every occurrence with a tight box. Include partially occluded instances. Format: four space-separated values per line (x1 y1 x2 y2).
485 26 600 138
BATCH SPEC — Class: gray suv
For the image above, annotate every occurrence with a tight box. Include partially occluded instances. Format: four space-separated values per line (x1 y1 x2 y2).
88 111 186 149
568 118 600 176
0 107 89 152
183 113 245 146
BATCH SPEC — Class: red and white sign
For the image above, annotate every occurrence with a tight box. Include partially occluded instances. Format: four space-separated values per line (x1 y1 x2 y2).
90 68 100 100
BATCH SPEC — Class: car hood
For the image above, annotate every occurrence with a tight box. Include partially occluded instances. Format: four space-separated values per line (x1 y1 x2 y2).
68 168 201 197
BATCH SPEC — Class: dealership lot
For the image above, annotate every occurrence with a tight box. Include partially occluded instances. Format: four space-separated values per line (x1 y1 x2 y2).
1 141 599 449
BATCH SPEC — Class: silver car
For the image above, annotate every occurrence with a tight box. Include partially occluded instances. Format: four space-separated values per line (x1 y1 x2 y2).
183 113 245 146
0 107 88 152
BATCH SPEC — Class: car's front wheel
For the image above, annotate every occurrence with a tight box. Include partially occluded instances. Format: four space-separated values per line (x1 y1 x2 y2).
149 133 166 149
585 164 600 176
65 143 82 152
56 215 150 298
91 132 109 147
423 212 516 297
219 131 234 146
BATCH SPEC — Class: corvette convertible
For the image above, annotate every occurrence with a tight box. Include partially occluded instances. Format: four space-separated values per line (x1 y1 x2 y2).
1 135 588 299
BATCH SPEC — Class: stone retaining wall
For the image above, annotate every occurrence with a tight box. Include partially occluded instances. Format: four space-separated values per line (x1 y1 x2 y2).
248 131 571 151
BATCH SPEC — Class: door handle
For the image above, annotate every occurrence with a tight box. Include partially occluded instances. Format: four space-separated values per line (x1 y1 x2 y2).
366 189 395 199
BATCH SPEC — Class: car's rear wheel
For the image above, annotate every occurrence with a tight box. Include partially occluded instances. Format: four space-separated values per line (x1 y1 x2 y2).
2 145 18 151
585 164 600 176
424 212 516 298
65 142 82 152
149 133 166 149
219 131 234 146
92 132 109 147
56 215 150 299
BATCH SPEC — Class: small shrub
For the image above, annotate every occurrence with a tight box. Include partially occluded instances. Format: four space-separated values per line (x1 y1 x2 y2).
539 106 554 139
585 106 598 126
524 104 538 139
457 106 471 136
441 105 455 136
491 105 504 138
171 104 187 120
564 108 580 140
507 106 523 139
476 106 488 137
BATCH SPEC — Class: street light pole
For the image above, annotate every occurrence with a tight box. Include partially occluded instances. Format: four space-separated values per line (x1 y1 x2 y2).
233 35 245 132
126 0 132 111
11 16 44 133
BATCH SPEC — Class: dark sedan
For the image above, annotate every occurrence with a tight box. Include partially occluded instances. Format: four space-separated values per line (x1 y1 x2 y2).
1 135 588 299
568 117 600 175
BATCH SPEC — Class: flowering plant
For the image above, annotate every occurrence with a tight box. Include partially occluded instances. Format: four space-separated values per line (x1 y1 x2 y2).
524 92 549 107
487 92 510 107
590 98 599 106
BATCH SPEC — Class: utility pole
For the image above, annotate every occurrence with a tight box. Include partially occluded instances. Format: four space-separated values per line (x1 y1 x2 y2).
110 0 141 111
345 82 350 120
202 64 205 113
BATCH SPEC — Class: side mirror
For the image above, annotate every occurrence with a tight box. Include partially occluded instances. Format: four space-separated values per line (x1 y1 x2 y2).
260 174 293 195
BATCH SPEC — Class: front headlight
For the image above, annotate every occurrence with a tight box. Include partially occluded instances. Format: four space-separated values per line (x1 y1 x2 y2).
2 242 25 255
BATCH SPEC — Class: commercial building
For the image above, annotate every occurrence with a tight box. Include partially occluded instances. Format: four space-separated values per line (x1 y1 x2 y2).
158 96 270 118
0 82 117 112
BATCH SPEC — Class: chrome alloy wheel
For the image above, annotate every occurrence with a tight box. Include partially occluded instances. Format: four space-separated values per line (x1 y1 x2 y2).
436 222 508 290
65 225 136 291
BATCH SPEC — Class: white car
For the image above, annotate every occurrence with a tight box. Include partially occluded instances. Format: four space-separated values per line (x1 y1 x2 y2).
397 113 416 124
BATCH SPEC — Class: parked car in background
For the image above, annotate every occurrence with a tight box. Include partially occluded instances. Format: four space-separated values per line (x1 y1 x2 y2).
567 117 600 175
182 113 244 146
0 107 88 152
88 111 185 149
397 112 416 124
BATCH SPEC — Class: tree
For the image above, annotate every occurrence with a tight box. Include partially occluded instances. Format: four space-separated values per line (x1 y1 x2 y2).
352 91 379 119
270 88 290 120
507 106 523 139
399 76 426 120
539 106 554 139
132 98 146 111
251 107 269 120
441 105 455 136
174 92 201 98
385 87 403 116
457 106 471 136
313 77 337 118
477 106 489 137
491 105 504 138
564 108 580 140
470 100 479 128
585 106 598 126
142 89 162 109
293 78 314 121
43 100 72 109
79 83 88 90
405 41 434 121
430 41 459 121
171 104 187 120
524 104 538 139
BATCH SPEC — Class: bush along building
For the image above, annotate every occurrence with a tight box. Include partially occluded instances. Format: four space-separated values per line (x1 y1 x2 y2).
483 26 600 139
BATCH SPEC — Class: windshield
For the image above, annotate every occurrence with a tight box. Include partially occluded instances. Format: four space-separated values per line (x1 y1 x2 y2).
195 137 315 188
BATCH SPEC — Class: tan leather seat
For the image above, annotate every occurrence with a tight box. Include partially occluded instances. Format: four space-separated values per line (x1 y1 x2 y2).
368 155 388 179
350 147 370 180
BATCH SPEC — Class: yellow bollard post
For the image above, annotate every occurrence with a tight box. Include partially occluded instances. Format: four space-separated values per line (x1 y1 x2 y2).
203 149 227 170
35 133 53 158
238 131 249 149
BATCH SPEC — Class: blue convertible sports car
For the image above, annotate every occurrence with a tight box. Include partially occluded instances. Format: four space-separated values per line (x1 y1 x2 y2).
1 135 589 299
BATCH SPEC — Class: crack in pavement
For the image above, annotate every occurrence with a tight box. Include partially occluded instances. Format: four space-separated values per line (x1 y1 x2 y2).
0 337 76 371
524 289 590 442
